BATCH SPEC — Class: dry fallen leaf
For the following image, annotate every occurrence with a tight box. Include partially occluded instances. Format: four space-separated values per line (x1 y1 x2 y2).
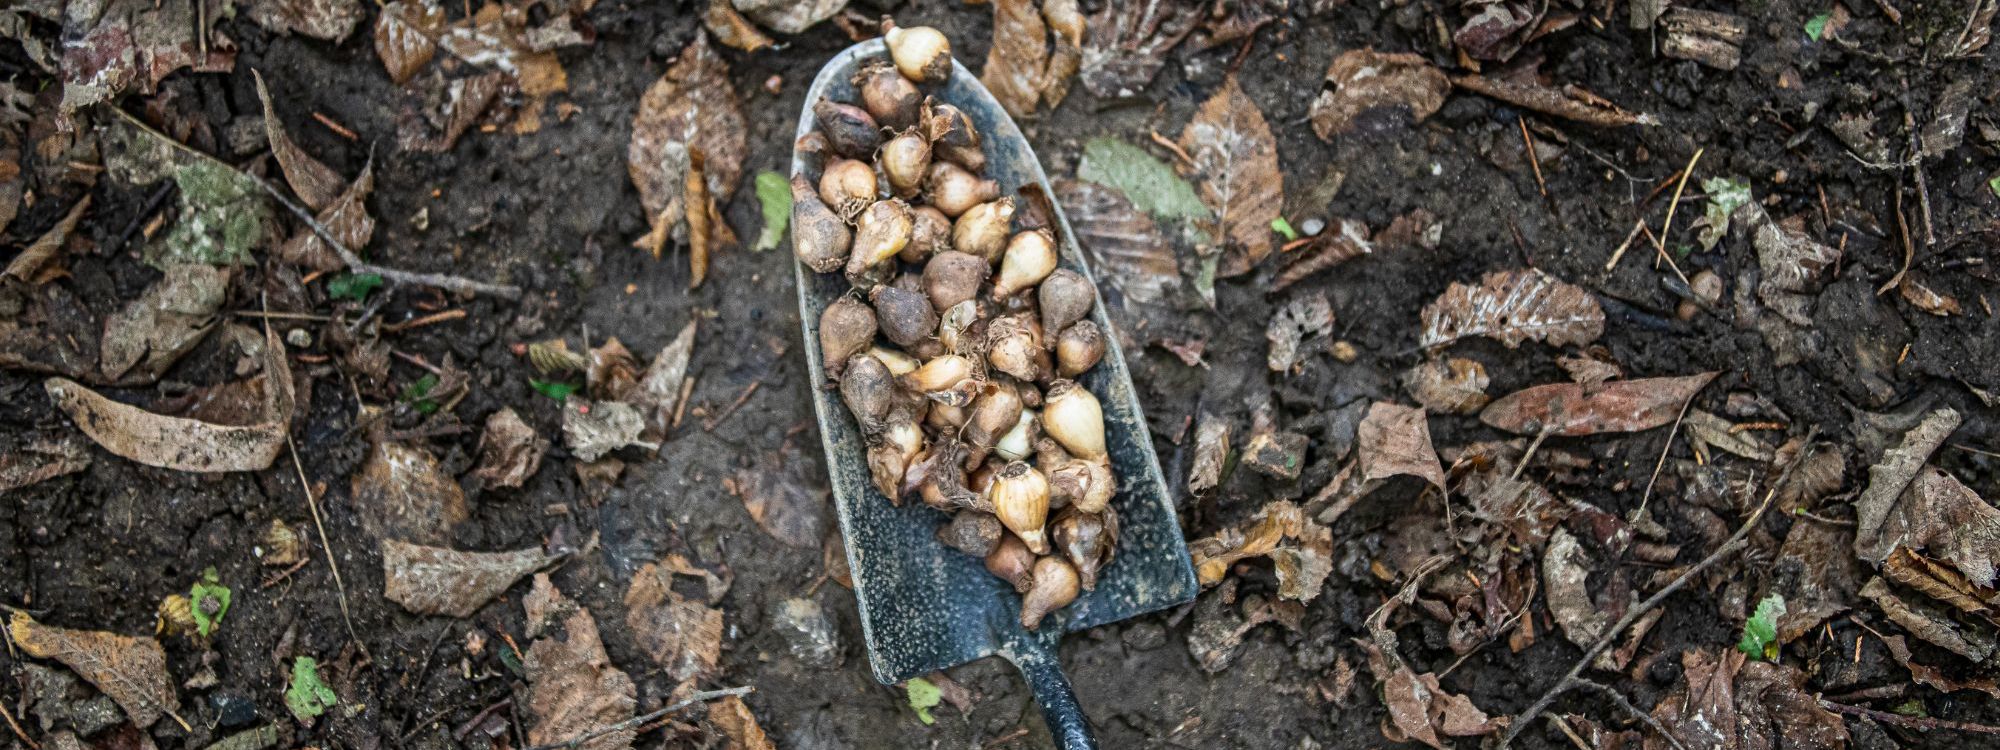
1556 355 1622 390
256 72 344 211
563 400 656 462
278 161 374 272
1480 372 1717 436
732 0 846 34
1454 1 1542 61
382 540 554 618
0 434 92 492
1852 409 1967 560
1542 528 1616 668
1178 75 1283 277
1358 636 1505 749
1052 178 1180 305
982 0 1051 118
1357 402 1446 491
374 0 446 85
1898 275 1963 316
1861 577 1993 661
637 320 699 443
48 327 293 473
99 263 229 384
57 0 236 115
1683 409 1771 462
624 560 725 683
1859 465 2000 589
4 196 89 284
249 0 365 42
8 612 180 729
703 0 775 52
1079 1 1201 98
471 407 548 489
1311 49 1449 140
1272 217 1372 292
350 437 468 543
733 462 830 549
1188 501 1331 601
1649 651 1849 750
521 574 638 750
1186 415 1229 494
1419 269 1604 351
400 73 505 153
708 695 775 750
1403 357 1491 415
1267 294 1334 373
1736 202 1841 326
629 34 746 254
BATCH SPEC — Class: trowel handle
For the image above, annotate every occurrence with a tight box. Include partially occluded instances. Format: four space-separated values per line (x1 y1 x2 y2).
1010 641 1098 749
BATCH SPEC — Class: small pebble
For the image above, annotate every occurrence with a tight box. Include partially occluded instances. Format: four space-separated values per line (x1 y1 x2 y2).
286 328 312 348
1300 218 1326 237
772 597 843 670
1330 340 1358 362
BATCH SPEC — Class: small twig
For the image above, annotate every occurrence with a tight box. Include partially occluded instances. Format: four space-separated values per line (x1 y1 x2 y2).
1653 148 1703 255
1512 423 1556 481
703 380 763 432
1573 679 1689 750
1819 700 2000 736
1520 117 1549 202
1603 217 1649 271
1547 715 1592 750
671 374 698 430
234 310 333 322
259 556 312 589
1635 390 1698 519
983 727 1033 748
1148 130 1195 168
520 687 754 750
383 308 468 333
287 433 372 665
312 111 359 141
0 698 39 750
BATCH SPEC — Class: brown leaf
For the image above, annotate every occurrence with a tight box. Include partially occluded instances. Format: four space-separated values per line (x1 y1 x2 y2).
1898 275 1962 316
99 264 229 383
1356 402 1445 491
733 0 846 35
278 161 374 272
1360 639 1505 749
1731 661 1851 750
1480 372 1717 437
1266 293 1333 373
399 72 505 153
1556 355 1621 390
4 195 89 283
1270 520 1333 603
587 338 641 400
521 574 637 750
0 434 92 492
1542 528 1614 666
1272 217 1373 291
982 0 1050 118
1647 648 1743 750
1419 269 1604 351
350 438 468 543
703 0 775 52
1884 547 1994 617
1403 357 1491 415
628 35 745 253
562 400 656 462
57 0 236 115
255 71 344 211
1454 1 1541 61
1189 500 1318 588
1310 49 1449 140
373 0 445 85
1178 76 1282 277
685 148 713 281
249 0 365 42
48 327 293 473
1853 409 1976 565
1860 576 1993 661
636 320 698 443
1683 409 1771 462
1079 2 1200 98
1450 74 1652 128
471 407 548 489
8 612 179 729
1186 415 1229 494
624 561 725 683
437 5 570 98
1859 464 2000 589
708 696 775 750
733 463 829 549
382 540 553 618
1880 632 2000 698
1052 178 1180 304
1737 203 1840 325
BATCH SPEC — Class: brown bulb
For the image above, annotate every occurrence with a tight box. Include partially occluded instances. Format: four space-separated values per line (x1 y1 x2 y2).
817 295 876 378
926 400 967 431
898 354 981 407
854 60 922 130
952 198 1015 263
1051 507 1117 591
985 315 1044 383
926 161 1000 217
922 99 985 172
923 251 988 313
879 129 932 199
819 158 879 223
814 98 881 159
1049 457 1114 515
992 230 1058 298
985 534 1035 593
964 380 1024 462
1019 556 1080 629
907 205 952 261
839 353 894 436
867 414 922 502
1054 321 1105 377
791 176 851 273
870 285 938 353
1038 268 1096 338
990 461 1051 554
938 510 1003 557
848 200 913 282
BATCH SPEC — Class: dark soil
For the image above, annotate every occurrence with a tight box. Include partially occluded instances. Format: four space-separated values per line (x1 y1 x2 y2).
4 1 1999 749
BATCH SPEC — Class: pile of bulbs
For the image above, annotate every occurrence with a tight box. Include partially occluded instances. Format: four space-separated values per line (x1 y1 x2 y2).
792 25 1118 630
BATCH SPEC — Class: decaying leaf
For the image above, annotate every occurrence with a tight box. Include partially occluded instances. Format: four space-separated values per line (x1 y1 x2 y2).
1403 357 1491 414
399 72 505 153
1861 577 1994 661
382 540 554 618
1556 355 1621 390
4 196 90 284
1310 49 1449 140
1357 402 1446 491
982 0 1051 118
434 4 573 98
1858 465 2000 589
1178 76 1283 277
256 72 344 211
375 1 446 84
1852 409 1971 559
471 407 548 489
521 574 637 750
563 400 657 462
1358 635 1505 749
48 327 293 472
278 161 374 272
250 0 365 42
1188 501 1332 601
1885 547 1994 617
1419 269 1604 351
1272 217 1372 292
1736 202 1840 327
1481 372 1717 437
57 0 237 115
1266 293 1333 373
703 0 775 52
1073 137 1210 224
1079 1 1201 98
1053 178 1180 305
1542 528 1618 669
709 695 775 750
732 462 829 549
99 263 229 383
1187 581 1304 672
351 437 468 543
629 35 746 254
634 320 698 443
1880 632 2000 698
1684 409 1771 462
1186 415 1229 494
8 613 180 729
732 0 846 35
1648 655 1849 750
0 434 92 492
150 161 276 268
624 560 725 683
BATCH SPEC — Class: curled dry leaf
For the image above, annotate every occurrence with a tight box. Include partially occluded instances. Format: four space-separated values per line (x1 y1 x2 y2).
8 612 179 729
279 162 374 272
1480 372 1717 437
1357 402 1446 491
637 320 698 443
733 461 830 548
382 540 554 618
981 0 1050 118
1188 501 1331 601
1859 465 2000 589
563 400 657 462
1402 357 1490 414
5 196 90 284
1266 293 1334 373
1310 50 1449 140
629 34 746 254
1178 76 1283 278
351 436 468 543
1885 547 1993 617
1542 528 1617 669
48 327 293 473
1079 1 1201 98
703 0 775 52
1556 355 1621 390
99 263 229 384
708 695 776 750
255 72 343 211
1052 178 1180 305
249 0 364 42
1684 409 1771 462
1357 637 1505 749
0 434 91 492
732 0 846 35
1454 0 1542 61
434 4 573 98
471 407 548 489
521 575 637 750
374 0 447 85
1187 582 1304 672
1861 577 1993 661
400 72 505 153
1852 409 1968 558
1419 268 1603 351
1186 415 1229 494
624 560 725 683
1272 217 1372 292
1736 202 1840 327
